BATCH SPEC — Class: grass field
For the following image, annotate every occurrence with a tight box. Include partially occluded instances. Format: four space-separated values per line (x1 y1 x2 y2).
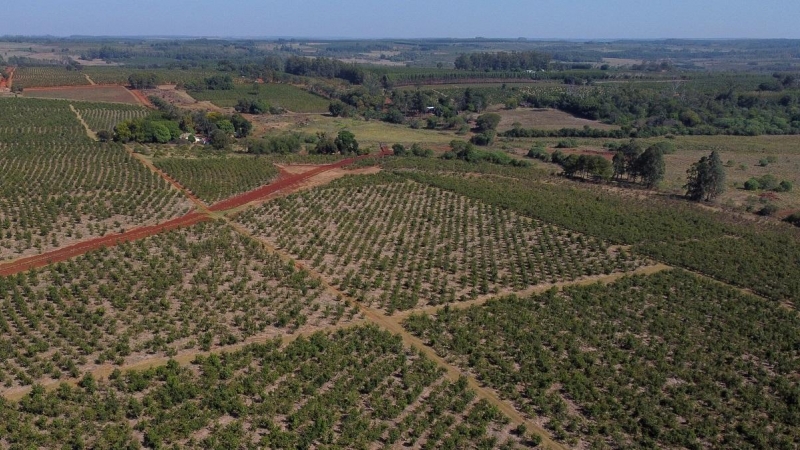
492 107 619 132
23 85 141 105
405 269 800 449
189 84 330 113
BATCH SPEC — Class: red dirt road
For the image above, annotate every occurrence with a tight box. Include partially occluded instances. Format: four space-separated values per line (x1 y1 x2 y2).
0 212 209 277
209 151 390 211
0 152 390 277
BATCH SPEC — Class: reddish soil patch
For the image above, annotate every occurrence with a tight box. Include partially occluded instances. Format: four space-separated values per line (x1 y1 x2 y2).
23 85 142 105
129 89 155 108
0 153 390 276
210 152 389 211
0 212 209 277
0 67 12 89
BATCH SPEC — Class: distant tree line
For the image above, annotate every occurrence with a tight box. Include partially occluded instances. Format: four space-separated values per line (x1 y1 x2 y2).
454 51 551 71
284 56 366 84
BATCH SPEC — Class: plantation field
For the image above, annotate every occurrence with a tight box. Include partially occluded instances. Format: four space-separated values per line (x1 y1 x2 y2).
72 101 151 132
189 83 330 113
152 156 280 203
237 175 649 313
404 171 800 302
492 107 618 132
82 67 228 87
12 67 90 88
405 270 800 449
23 85 141 105
0 220 359 391
0 98 192 261
0 326 532 449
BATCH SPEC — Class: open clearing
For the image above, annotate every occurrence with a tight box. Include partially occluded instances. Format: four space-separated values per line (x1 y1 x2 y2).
493 107 619 131
23 85 142 105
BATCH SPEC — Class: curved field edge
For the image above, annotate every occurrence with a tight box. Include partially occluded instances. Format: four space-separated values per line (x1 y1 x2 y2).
403 269 800 449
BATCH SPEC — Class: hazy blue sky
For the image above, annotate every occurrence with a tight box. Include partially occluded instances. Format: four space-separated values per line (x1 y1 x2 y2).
5 0 799 39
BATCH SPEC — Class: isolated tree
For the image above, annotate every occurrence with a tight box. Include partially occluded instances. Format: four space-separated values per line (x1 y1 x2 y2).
210 129 230 150
328 100 346 117
335 130 359 154
314 133 338 154
475 113 502 132
96 130 112 142
392 143 407 156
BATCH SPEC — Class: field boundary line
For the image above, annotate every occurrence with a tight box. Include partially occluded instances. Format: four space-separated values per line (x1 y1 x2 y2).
69 103 97 140
393 263 672 319
125 146 210 211
226 221 569 450
84 73 96 85
0 320 365 402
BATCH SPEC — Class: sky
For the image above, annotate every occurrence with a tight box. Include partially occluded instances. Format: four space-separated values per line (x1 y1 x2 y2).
5 0 800 39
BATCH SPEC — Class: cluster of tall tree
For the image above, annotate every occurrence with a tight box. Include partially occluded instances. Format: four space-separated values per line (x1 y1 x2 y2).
454 51 551 71
610 141 669 188
285 56 365 84
685 151 726 201
114 105 251 149
128 73 160 89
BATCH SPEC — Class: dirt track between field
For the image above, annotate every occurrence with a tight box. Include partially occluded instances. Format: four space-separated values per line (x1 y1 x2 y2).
0 151 390 278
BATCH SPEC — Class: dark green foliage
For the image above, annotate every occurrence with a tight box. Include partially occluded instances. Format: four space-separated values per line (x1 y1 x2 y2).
404 270 800 449
128 72 159 89
234 98 270 114
209 129 230 150
334 130 360 155
685 151 725 201
784 213 800 227
636 146 666 188
392 143 407 156
454 51 550 71
526 145 550 162
744 174 793 192
313 132 338 154
247 134 302 155
474 113 502 133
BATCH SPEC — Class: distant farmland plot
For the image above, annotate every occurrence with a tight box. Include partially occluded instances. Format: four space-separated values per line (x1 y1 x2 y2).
71 101 151 132
12 67 90 87
190 83 330 113
23 85 142 105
